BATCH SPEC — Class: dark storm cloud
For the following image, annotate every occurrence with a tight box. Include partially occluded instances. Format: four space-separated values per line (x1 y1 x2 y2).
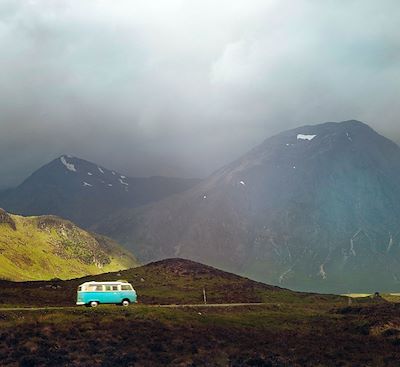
0 0 399 188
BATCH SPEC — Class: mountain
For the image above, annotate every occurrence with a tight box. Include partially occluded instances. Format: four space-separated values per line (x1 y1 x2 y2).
94 120 400 293
0 208 138 281
0 155 200 227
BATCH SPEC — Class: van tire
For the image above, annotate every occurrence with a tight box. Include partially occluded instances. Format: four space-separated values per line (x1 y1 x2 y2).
122 299 130 307
89 301 99 308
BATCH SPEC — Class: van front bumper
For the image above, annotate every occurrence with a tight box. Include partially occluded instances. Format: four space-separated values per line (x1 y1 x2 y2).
76 302 85 305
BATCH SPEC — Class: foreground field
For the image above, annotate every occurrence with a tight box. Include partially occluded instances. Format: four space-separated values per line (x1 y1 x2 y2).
1 302 400 366
1 259 399 366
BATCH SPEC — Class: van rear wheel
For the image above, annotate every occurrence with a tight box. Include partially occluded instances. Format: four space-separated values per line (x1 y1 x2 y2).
122 299 130 307
89 301 99 308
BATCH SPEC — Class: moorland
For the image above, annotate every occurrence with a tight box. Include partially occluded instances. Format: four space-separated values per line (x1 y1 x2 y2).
1 259 400 366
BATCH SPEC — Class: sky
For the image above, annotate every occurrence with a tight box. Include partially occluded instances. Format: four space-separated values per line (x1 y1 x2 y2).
0 0 399 188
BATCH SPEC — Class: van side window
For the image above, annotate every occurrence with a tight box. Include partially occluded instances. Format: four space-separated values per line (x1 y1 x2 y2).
105 285 112 291
121 285 132 291
95 285 103 291
112 285 118 291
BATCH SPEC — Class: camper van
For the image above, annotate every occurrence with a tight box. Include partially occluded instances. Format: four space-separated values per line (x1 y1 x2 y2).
76 281 137 307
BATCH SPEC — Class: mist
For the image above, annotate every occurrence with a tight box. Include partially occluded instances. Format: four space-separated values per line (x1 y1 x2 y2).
0 0 399 188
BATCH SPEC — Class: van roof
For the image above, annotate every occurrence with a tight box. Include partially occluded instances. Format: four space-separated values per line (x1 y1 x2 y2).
79 281 131 285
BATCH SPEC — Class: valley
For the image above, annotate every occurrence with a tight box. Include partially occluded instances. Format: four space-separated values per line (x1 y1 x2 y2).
2 121 400 366
1 2 397 364
3 120 400 293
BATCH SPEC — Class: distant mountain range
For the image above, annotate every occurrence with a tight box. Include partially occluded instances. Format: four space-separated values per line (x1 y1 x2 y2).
0 209 138 281
94 120 400 293
0 155 200 227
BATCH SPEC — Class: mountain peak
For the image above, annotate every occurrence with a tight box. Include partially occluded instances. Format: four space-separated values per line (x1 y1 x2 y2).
96 119 400 293
0 156 200 228
281 119 374 138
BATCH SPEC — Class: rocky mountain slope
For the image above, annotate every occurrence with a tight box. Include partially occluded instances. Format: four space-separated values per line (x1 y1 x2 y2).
0 155 200 227
95 120 400 293
0 209 138 281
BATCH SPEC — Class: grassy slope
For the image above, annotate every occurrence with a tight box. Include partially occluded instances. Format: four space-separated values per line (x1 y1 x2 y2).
0 212 138 281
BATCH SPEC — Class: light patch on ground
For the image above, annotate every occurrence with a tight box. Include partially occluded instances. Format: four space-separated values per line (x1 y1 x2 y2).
341 294 371 298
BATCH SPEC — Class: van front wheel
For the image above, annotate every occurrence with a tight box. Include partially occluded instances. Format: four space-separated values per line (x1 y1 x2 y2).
89 301 99 308
122 299 130 307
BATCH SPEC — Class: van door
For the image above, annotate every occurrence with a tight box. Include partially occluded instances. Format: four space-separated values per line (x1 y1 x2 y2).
112 285 121 303
104 285 120 303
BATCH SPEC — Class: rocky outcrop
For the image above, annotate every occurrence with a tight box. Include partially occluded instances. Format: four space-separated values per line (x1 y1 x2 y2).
0 208 16 230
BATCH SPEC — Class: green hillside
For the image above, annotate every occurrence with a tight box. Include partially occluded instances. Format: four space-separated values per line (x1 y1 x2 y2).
0 209 138 281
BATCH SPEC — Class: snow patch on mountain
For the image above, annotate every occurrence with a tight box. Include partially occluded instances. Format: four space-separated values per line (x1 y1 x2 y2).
297 134 316 141
60 156 77 172
119 178 129 186
83 182 93 187
98 167 104 174
279 268 292 284
319 264 327 280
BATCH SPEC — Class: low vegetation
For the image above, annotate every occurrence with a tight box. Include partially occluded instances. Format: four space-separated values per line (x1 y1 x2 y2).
2 258 400 366
1 302 400 366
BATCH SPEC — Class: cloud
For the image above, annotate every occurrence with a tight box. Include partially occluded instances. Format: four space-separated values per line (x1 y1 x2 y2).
0 0 399 188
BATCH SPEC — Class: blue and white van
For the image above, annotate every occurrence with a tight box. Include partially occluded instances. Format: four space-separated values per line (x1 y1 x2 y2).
76 281 137 307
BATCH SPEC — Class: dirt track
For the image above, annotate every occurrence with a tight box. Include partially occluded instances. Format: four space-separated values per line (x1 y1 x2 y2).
0 302 266 311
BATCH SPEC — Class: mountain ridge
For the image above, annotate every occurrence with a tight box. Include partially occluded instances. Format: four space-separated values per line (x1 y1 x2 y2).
0 155 201 227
